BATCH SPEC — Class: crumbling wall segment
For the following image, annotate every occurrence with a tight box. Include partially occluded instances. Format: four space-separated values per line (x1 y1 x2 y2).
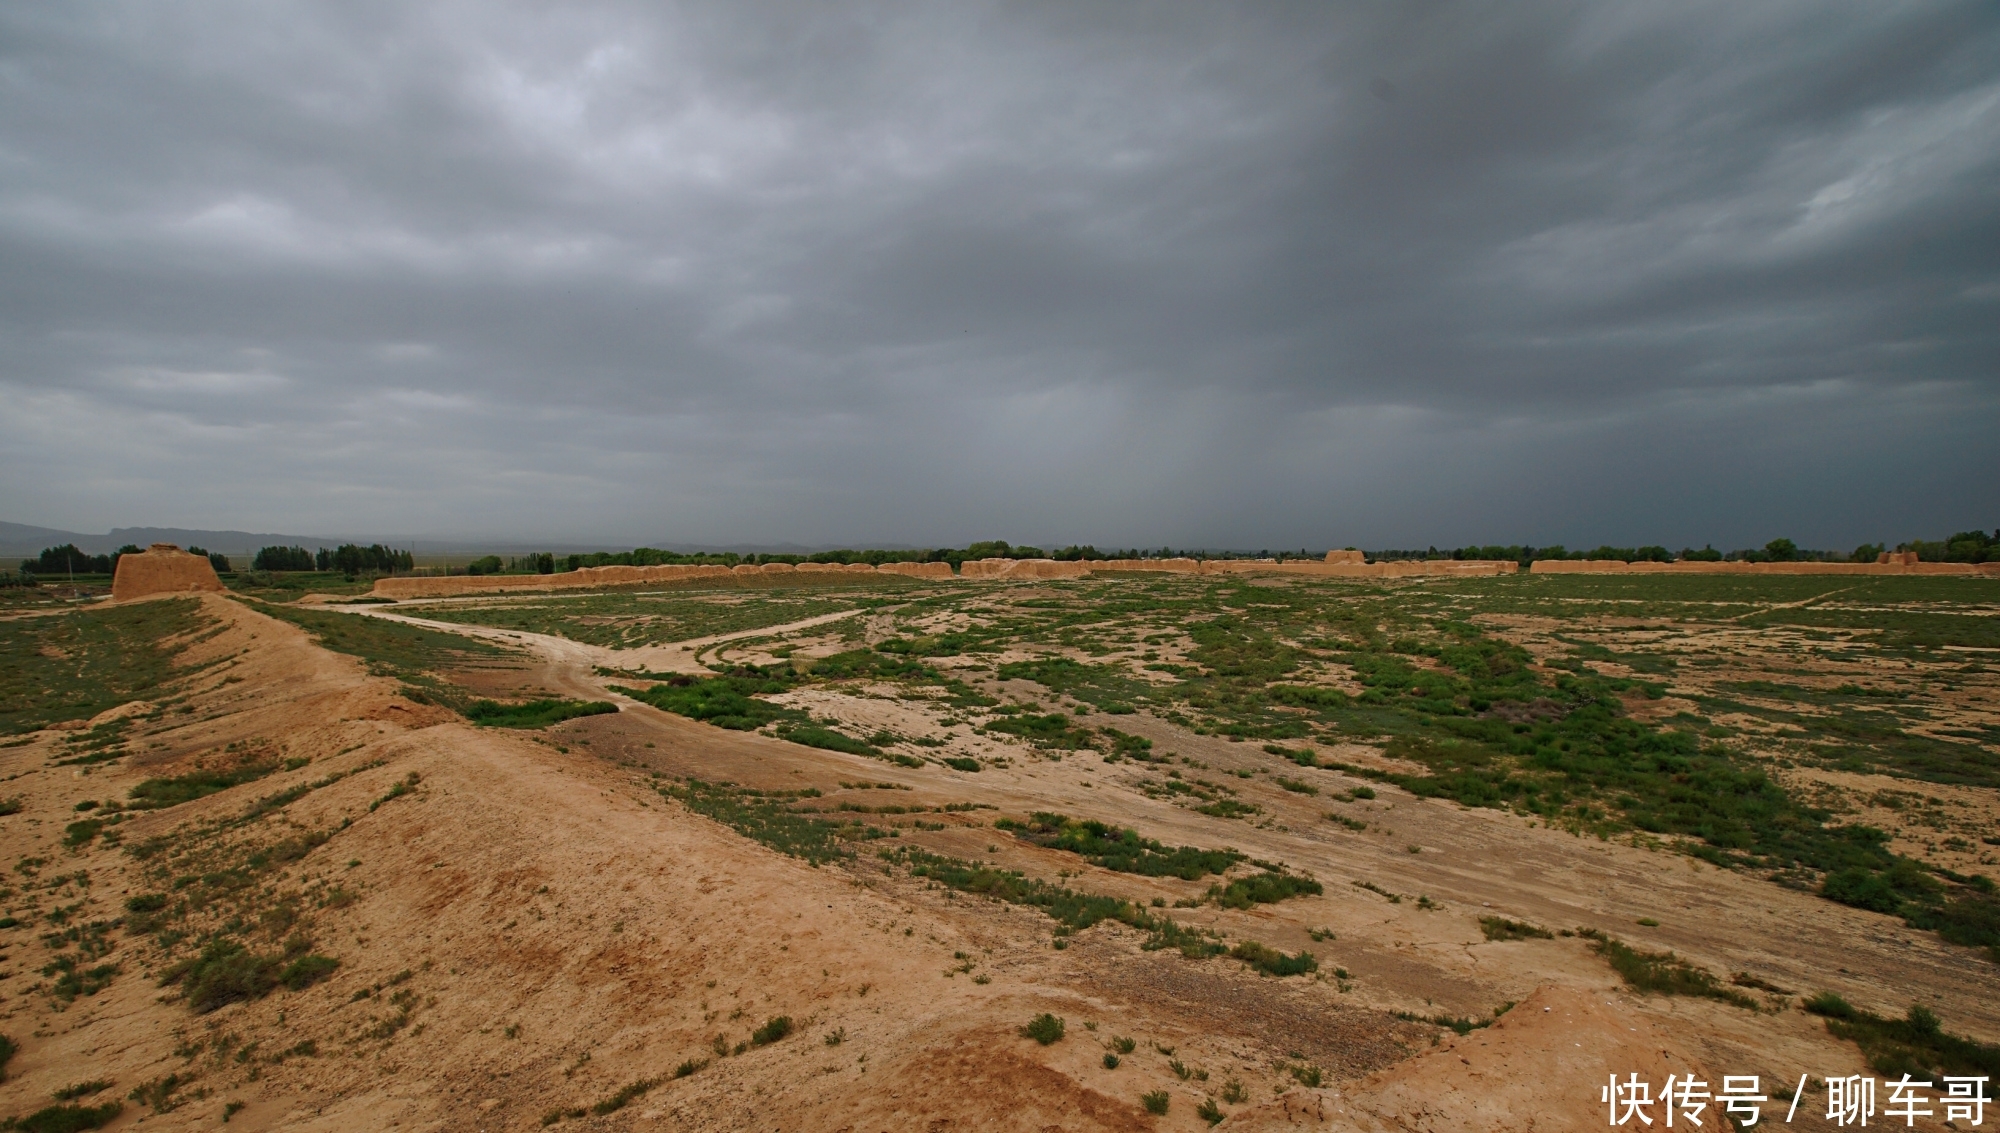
111 544 226 601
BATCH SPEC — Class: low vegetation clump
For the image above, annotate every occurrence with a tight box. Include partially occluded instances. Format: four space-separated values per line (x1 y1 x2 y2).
994 813 1242 879
3 1101 124 1132
1479 916 1553 941
615 672 798 730
1228 940 1317 977
661 779 883 866
1022 1013 1066 1045
590 1077 662 1116
1584 932 1756 1008
159 937 334 1013
1142 1090 1171 1116
465 699 617 728
1206 870 1322 909
982 711 1097 749
126 756 281 809
1804 994 2000 1081
750 1016 794 1046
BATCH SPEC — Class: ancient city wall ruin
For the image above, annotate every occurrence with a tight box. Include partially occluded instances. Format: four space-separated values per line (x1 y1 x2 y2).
111 543 226 601
367 547 1993 599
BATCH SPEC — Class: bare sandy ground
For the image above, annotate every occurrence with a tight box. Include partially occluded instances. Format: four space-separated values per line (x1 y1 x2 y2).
0 593 1984 1131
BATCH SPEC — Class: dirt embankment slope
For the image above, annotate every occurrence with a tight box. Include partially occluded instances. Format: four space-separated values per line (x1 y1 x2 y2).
3 593 1957 1132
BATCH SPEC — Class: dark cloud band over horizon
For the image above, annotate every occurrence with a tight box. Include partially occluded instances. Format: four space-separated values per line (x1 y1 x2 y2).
3 2 1996 551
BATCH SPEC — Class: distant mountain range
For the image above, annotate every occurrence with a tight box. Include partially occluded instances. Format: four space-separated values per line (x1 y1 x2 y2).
1 522 915 559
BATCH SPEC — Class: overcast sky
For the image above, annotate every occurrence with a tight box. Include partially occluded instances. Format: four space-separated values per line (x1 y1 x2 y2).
2 2 1995 551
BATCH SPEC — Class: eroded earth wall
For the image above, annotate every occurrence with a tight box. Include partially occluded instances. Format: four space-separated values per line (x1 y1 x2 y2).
111 543 227 601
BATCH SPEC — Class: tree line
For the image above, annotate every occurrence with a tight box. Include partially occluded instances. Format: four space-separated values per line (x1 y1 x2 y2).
250 544 413 576
20 543 232 577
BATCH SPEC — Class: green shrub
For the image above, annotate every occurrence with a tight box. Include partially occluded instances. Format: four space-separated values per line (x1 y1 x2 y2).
277 954 339 990
778 725 880 757
1589 936 1754 1008
0 1033 14 1080
1196 1096 1222 1123
614 673 799 731
995 813 1241 879
124 893 169 913
50 1081 110 1101
1102 1052 1120 1069
6 1102 123 1132
590 1077 661 1115
943 757 980 772
1208 870 1322 909
672 1058 708 1078
1479 916 1552 942
465 699 617 729
750 1016 793 1046
1142 1091 1171 1116
165 940 280 1013
1021 1013 1066 1045
1804 996 2000 1079
128 760 280 809
1228 941 1317 977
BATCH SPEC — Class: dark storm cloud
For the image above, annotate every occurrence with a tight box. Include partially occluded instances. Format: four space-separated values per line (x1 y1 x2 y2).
2 1 1995 549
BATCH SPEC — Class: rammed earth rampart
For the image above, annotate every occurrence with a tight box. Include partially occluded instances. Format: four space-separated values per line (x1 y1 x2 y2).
368 548 1996 598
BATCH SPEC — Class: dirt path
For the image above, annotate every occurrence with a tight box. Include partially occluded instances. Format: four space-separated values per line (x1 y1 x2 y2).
342 603 864 679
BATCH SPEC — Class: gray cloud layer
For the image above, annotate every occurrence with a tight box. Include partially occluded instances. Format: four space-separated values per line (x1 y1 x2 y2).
3 2 1996 549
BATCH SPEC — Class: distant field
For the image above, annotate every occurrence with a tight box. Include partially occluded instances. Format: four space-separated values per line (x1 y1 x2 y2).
624 570 2000 960
407 580 927 648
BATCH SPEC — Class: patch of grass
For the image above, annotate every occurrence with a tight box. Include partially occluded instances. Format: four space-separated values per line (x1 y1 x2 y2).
1193 798 1260 819
1274 777 1318 795
1207 870 1322 910
1143 1090 1172 1116
1195 1096 1221 1123
127 1074 185 1115
159 939 289 1013
1479 916 1553 942
0 598 215 737
4 1101 123 1132
942 756 981 772
127 757 281 809
615 671 801 730
465 699 617 728
1804 994 2000 1081
983 711 1097 749
995 813 1242 879
0 1034 15 1080
256 603 508 710
1022 1013 1066 1045
590 1077 662 1116
1586 932 1756 1008
50 1081 110 1102
41 956 119 1002
672 1057 708 1078
750 1016 793 1046
662 779 880 866
776 723 882 758
1228 940 1317 977
277 953 339 990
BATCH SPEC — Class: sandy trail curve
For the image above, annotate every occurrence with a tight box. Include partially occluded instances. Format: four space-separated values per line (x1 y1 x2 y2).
342 602 864 680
